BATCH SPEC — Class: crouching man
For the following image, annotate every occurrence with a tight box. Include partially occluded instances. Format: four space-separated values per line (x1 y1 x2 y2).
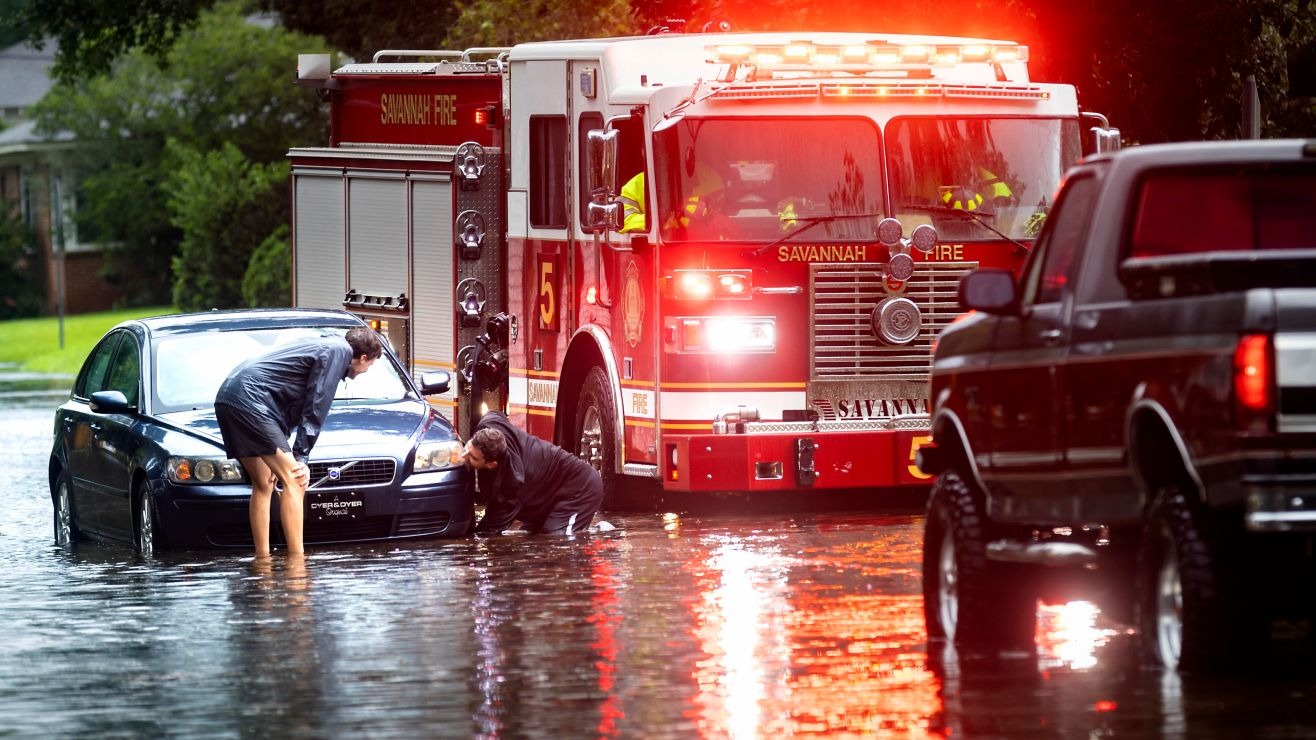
461 411 603 535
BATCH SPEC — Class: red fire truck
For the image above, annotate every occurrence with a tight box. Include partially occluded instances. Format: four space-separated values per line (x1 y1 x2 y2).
289 32 1117 506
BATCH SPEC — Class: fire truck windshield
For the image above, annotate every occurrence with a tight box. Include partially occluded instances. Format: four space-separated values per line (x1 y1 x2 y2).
653 117 884 244
886 116 1082 241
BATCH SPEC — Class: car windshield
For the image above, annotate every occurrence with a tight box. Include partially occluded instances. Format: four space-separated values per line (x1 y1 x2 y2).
152 327 411 413
886 117 1082 242
653 117 884 243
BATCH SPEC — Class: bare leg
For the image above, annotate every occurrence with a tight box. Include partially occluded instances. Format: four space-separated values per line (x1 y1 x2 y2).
239 457 277 558
262 450 309 555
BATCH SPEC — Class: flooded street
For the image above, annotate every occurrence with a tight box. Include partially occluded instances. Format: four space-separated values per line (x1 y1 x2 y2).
5 371 1316 737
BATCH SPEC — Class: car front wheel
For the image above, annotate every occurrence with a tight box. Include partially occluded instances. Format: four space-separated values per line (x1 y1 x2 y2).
923 470 1036 652
135 481 162 558
53 471 80 546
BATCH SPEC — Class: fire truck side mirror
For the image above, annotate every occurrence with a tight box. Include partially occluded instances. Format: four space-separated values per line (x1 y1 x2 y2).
586 129 618 202
1092 126 1122 153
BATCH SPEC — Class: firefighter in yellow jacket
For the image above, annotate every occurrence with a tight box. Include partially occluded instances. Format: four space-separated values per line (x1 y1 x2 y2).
619 164 723 234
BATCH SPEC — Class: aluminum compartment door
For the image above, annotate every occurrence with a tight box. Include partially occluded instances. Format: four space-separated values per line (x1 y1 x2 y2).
348 176 407 299
294 173 346 309
412 177 456 390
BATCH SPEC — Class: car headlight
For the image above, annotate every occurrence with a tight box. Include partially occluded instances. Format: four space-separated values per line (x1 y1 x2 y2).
167 456 248 484
414 440 463 471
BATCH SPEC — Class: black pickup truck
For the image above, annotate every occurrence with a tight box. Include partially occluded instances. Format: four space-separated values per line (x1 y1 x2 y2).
918 139 1316 670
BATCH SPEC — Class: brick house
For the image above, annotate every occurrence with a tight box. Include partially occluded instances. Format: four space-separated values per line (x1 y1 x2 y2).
0 40 118 315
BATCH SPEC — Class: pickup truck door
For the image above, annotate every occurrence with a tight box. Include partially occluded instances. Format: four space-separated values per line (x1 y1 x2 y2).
985 175 1098 508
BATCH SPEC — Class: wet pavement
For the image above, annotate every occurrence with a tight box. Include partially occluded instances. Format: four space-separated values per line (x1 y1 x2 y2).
5 367 1316 737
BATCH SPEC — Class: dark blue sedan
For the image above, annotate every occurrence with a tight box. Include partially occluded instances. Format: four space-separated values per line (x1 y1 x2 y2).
49 308 473 555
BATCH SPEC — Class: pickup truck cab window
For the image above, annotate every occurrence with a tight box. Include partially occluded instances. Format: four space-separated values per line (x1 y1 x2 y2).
1021 174 1099 306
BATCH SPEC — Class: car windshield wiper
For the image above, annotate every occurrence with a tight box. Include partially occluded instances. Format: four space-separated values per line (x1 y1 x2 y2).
901 204 1031 254
749 212 884 257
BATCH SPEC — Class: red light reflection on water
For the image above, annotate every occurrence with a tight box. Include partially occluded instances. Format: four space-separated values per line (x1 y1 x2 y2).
683 537 942 736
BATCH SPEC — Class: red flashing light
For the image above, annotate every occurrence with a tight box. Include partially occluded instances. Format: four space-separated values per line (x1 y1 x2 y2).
586 285 599 305
474 108 488 125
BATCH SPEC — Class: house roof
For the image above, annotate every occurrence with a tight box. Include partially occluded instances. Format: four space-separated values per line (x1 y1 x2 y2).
0 39 56 110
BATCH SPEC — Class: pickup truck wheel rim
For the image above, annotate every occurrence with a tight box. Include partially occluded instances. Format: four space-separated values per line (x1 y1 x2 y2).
937 530 959 639
55 479 73 545
1154 545 1183 668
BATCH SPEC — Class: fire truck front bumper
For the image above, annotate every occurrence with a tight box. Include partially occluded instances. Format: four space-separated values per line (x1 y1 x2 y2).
660 418 935 493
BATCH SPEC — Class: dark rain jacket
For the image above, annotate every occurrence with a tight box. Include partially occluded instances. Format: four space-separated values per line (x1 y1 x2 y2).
215 336 352 458
473 412 600 533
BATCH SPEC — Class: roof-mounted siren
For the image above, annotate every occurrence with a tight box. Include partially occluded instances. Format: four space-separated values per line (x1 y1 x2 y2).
1082 112 1122 154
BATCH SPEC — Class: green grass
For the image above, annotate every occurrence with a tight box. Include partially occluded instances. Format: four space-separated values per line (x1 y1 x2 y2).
0 307 174 375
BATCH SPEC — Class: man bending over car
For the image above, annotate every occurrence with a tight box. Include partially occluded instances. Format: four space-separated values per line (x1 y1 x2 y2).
215 327 382 557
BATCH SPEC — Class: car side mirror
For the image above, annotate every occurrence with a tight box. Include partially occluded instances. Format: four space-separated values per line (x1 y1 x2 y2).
959 269 1020 315
419 371 451 395
89 390 134 414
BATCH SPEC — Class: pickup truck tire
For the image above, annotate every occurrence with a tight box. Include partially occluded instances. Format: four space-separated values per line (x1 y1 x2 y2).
1137 486 1229 671
923 470 1036 651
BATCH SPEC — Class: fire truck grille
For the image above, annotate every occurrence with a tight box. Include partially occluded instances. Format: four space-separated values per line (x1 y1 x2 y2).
811 261 976 379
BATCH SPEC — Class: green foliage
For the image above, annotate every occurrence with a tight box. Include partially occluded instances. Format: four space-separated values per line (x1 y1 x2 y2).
444 0 635 47
167 141 289 312
265 0 459 64
0 0 33 49
14 0 212 82
32 1 330 307
241 223 291 308
0 208 44 320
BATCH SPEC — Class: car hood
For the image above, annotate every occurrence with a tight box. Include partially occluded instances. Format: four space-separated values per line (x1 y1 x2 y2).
161 399 435 458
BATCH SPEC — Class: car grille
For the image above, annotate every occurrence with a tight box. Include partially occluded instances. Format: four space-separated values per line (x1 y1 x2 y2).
307 458 395 490
396 512 453 536
811 261 975 380
208 516 404 546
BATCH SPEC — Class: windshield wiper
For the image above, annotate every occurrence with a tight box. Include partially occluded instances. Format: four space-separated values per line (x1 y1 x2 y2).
901 204 1031 254
749 212 885 257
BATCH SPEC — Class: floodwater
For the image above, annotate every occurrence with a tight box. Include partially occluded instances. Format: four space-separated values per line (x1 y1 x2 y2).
4 367 1316 737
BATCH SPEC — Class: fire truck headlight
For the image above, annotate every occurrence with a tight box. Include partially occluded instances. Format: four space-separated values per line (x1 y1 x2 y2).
910 223 938 253
704 317 776 353
678 272 714 300
887 252 915 282
871 297 922 345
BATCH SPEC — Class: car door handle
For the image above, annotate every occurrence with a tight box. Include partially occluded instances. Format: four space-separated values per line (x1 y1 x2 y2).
1039 329 1063 345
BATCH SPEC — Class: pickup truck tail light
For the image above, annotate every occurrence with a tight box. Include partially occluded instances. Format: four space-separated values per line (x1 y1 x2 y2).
1233 333 1274 432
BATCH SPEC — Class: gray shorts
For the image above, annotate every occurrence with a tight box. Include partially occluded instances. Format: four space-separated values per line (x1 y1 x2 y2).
215 402 290 459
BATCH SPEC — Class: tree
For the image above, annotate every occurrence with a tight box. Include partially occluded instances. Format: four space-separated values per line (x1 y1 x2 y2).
13 0 212 82
442 0 634 48
242 223 291 307
263 0 460 64
32 1 330 306
166 141 289 312
0 208 44 319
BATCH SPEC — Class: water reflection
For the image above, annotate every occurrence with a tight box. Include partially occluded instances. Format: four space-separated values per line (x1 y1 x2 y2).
5 379 1316 737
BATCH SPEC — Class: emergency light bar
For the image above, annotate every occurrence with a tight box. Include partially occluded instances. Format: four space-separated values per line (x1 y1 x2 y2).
707 41 1027 75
